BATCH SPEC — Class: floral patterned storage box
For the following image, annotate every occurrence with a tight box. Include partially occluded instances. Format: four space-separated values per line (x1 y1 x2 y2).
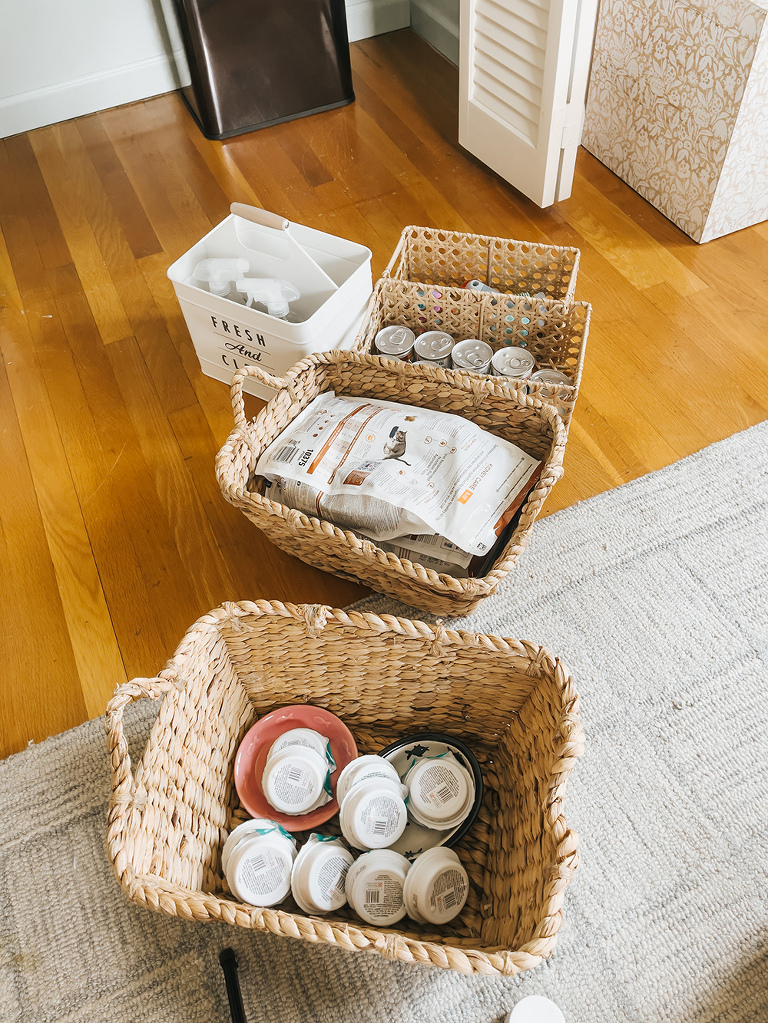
582 0 768 243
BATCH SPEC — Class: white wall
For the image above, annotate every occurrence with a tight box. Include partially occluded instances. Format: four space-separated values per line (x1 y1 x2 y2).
0 0 410 139
410 0 459 66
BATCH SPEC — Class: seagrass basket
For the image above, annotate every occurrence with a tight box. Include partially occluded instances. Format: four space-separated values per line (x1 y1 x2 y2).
106 600 584 976
384 226 580 301
354 278 591 430
215 351 567 616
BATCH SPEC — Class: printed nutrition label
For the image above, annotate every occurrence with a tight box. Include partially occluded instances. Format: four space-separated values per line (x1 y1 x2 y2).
418 764 461 806
273 764 313 805
316 855 350 901
361 795 401 840
430 869 467 915
363 873 404 919
240 853 284 897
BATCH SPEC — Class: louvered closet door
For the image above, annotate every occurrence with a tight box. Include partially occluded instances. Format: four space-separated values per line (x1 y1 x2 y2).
459 0 599 207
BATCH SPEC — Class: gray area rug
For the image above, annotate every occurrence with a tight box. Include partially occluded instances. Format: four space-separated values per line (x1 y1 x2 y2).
2 422 767 1023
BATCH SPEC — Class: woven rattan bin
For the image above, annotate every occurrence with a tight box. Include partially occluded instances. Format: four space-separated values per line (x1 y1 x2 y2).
106 600 584 976
384 225 580 301
215 351 566 616
354 278 590 430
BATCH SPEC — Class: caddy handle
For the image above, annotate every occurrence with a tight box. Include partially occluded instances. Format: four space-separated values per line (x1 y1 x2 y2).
230 202 289 232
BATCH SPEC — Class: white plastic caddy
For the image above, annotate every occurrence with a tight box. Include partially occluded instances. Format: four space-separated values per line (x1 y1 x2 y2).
167 204 372 399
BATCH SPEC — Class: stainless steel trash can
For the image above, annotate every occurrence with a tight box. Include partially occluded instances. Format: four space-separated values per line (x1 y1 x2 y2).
173 0 355 140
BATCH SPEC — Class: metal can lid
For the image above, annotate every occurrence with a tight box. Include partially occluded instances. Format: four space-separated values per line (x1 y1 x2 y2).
375 325 415 355
491 347 536 377
414 331 454 360
529 369 571 387
452 339 493 370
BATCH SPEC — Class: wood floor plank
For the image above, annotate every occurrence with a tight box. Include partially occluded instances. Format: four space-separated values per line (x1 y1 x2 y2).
0 291 127 720
28 125 134 343
76 113 163 261
0 313 87 751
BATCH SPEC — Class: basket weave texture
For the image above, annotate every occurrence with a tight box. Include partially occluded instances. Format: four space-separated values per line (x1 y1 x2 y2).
215 351 566 616
384 226 580 301
106 600 584 976
354 278 590 429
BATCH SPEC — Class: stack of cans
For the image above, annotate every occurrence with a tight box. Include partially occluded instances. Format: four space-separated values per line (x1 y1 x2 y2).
373 325 573 394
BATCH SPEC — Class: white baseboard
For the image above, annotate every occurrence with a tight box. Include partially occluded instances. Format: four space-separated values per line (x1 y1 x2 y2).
0 51 190 139
346 0 410 43
410 0 459 65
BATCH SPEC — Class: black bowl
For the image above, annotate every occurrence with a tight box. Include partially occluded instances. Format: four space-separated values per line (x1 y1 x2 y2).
380 732 484 853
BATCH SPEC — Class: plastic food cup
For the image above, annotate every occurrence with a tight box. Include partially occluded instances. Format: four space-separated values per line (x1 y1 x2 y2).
336 755 403 805
267 727 332 764
405 752 475 830
402 846 469 925
225 822 297 907
290 834 354 915
345 849 411 925
262 745 330 815
339 777 408 850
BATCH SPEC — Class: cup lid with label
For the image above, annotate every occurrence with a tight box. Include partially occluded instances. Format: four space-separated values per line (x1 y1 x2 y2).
267 727 332 765
262 745 330 815
226 829 297 907
405 753 475 830
336 755 402 805
345 849 410 926
339 778 408 850
402 846 469 925
221 817 293 876
291 834 354 915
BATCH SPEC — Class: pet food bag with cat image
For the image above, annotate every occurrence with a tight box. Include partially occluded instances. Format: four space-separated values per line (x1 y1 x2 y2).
254 391 542 561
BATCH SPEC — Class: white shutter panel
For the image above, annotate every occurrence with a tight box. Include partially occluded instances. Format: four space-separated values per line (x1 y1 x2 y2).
459 0 599 207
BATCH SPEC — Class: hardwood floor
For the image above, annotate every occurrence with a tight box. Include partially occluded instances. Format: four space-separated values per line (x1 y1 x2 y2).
1 29 766 759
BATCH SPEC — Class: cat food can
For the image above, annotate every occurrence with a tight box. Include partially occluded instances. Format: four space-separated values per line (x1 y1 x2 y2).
451 339 493 374
527 369 573 416
413 331 454 367
375 325 415 360
490 347 536 381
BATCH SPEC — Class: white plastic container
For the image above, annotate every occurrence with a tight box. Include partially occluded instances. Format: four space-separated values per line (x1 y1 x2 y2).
290 834 354 915
262 745 331 815
224 819 298 907
345 850 411 926
405 752 475 831
267 727 332 763
339 776 408 850
167 205 372 400
336 755 402 805
402 846 469 925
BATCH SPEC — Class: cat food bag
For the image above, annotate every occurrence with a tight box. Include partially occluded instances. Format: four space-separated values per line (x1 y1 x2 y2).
256 391 542 558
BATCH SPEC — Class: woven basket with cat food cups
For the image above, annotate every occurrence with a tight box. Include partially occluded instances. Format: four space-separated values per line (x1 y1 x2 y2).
106 599 584 976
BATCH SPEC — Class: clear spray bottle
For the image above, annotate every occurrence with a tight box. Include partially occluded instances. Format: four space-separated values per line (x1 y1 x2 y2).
236 278 301 320
192 258 249 298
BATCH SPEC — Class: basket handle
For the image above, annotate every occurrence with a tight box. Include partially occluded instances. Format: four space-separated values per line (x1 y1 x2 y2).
230 365 298 430
230 203 289 232
105 674 178 816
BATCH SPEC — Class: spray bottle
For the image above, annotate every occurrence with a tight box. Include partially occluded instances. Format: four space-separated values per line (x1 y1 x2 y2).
236 278 301 320
193 258 249 298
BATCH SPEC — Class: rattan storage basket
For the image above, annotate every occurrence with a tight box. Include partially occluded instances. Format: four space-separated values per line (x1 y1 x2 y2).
106 600 584 976
215 351 566 616
384 226 580 301
354 278 590 430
